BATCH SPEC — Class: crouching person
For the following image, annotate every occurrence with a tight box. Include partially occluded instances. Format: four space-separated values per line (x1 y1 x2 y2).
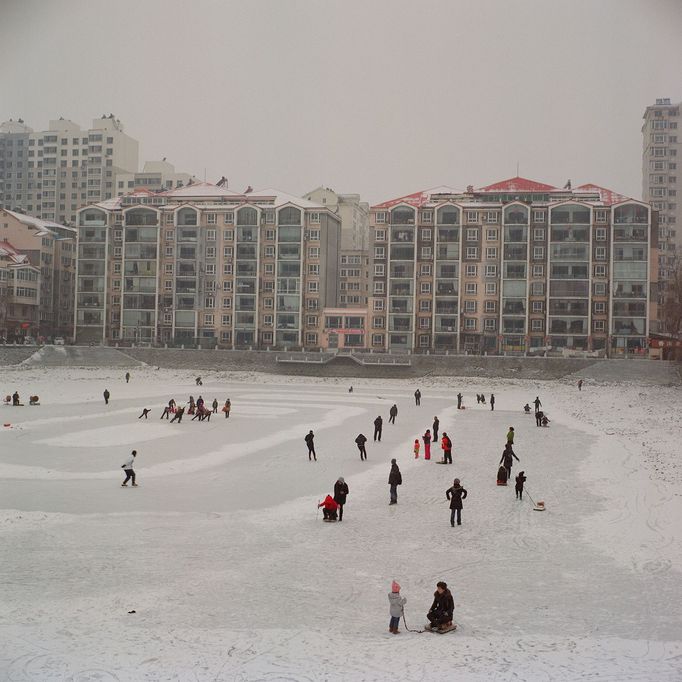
427 581 454 631
318 494 338 521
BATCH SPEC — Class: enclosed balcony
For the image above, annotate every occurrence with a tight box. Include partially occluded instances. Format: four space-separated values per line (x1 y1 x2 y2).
614 204 648 225
550 205 590 225
437 207 459 226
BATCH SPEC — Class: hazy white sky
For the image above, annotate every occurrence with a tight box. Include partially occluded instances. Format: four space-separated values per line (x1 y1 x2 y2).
1 0 681 204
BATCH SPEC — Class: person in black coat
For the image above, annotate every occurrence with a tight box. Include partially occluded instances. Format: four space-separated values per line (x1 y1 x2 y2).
373 415 383 442
414 389 421 406
456 392 462 409
446 478 468 526
515 471 527 500
389 404 398 424
103 389 110 405
305 430 316 461
535 410 544 427
355 433 368 461
490 393 495 411
500 443 519 480
334 477 349 521
427 581 454 629
388 459 402 504
432 416 440 442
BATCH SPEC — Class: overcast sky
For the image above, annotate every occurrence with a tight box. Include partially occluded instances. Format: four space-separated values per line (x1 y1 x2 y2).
1 0 681 204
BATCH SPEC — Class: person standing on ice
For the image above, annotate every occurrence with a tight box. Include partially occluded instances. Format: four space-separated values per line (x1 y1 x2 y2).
414 389 421 406
388 459 402 505
388 581 406 634
334 477 349 521
121 450 137 487
446 478 467 526
125 372 130 384
305 430 317 461
413 439 420 459
432 416 440 442
515 471 527 500
533 396 542 414
441 432 452 464
427 581 454 630
389 404 398 424
373 415 383 442
500 443 519 481
223 399 231 418
490 393 496 411
103 388 110 405
506 426 515 445
212 398 219 414
457 392 463 409
355 433 367 460
422 429 432 460
578 379 583 391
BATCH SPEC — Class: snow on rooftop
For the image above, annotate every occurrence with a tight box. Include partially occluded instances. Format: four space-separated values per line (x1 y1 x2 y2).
162 182 241 198
574 183 630 206
0 240 30 264
373 185 462 209
477 176 558 192
3 209 75 234
252 188 326 209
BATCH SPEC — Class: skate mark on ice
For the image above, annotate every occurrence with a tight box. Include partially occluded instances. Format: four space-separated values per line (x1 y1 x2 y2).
66 670 121 682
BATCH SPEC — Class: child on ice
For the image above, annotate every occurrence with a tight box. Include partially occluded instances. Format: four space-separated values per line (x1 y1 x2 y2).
388 581 406 634
413 439 420 458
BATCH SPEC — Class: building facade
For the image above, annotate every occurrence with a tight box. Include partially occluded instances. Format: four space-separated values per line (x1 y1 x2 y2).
115 160 197 196
368 178 658 355
74 183 341 348
0 208 76 340
0 115 138 226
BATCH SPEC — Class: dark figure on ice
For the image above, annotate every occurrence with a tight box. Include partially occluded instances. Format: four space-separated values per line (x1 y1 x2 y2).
125 372 130 384
318 495 338 521
480 394 486 405
535 410 544 427
524 403 531 414
441 432 452 464
160 399 175 419
541 414 550 427
476 393 481 404
349 386 353 393
374 415 383 442
355 433 368 461
533 396 542 414
389 404 398 424
121 450 137 487
432 416 439 442
446 478 468 526
305 430 317 461
138 408 151 420
223 399 231 418
388 459 402 505
212 398 219 414
490 393 495 411
103 388 110 405
12 391 20 406
500 443 519 481
457 392 462 409
578 379 583 391
515 471 527 500
196 376 203 386
170 406 185 423
427 581 454 630
414 389 421 406
334 477 349 521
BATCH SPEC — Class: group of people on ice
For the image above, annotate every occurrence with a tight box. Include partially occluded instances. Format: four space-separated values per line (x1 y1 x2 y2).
388 580 455 634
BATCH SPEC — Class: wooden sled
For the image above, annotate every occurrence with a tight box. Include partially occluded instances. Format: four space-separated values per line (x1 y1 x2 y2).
424 623 457 634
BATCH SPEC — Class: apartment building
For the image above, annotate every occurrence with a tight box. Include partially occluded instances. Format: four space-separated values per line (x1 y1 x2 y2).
74 183 341 348
368 178 658 355
0 115 138 226
0 241 40 341
115 160 197 196
0 208 76 339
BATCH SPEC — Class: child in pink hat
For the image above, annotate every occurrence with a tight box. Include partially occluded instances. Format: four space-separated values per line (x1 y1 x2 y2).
413 439 420 459
388 580 406 634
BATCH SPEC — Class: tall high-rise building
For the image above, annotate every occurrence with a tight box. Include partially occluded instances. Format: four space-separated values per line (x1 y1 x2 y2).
74 183 341 348
368 178 658 356
0 115 139 226
642 98 680 282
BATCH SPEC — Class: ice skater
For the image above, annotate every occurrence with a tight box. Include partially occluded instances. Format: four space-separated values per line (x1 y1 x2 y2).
446 478 467 526
515 471 527 499
388 459 402 505
306 430 317 461
535 410 544 427
578 379 583 391
195 376 203 386
170 406 185 423
12 391 20 406
138 408 151 419
121 450 137 487
334 477 349 521
457 392 463 409
388 581 406 634
506 426 515 445
533 396 542 414
318 495 338 521
212 398 219 414
355 433 368 460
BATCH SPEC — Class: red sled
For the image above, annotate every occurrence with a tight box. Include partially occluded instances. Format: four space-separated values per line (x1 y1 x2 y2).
497 465 508 486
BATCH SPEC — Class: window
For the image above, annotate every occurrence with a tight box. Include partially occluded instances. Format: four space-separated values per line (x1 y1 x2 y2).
306 315 318 326
164 263 174 274
308 229 320 241
484 300 496 313
220 314 232 326
466 228 479 241
223 263 233 275
484 318 496 331
206 263 216 275
374 246 385 259
594 282 606 295
464 318 477 330
531 281 544 296
308 264 319 275
486 247 498 259
373 299 385 311
264 229 275 241
594 264 607 277
113 279 121 290
305 332 318 345
309 212 320 224
420 282 431 294
206 247 216 258
205 298 215 309
533 228 545 240
224 212 234 224
531 319 544 331
485 282 497 295
532 301 543 313
465 282 477 295
206 213 217 225
307 298 319 310
594 302 606 314
264 264 274 275
418 246 431 259
422 211 433 224
372 316 385 328
263 297 273 308
223 230 233 242
376 212 387 223
420 264 432 276
265 211 275 224
533 246 544 259
421 228 432 240
464 300 477 313
595 210 608 223
164 280 173 290
533 210 546 222
466 210 478 223
465 264 477 277
264 246 275 258
222 297 232 308
204 313 214 324
113 246 122 257
593 320 606 332
532 264 544 277
419 317 430 329
372 333 384 346
373 281 385 294
308 281 319 293
484 211 498 223
374 264 385 276
419 300 431 312
113 262 121 274
595 227 607 241
308 247 320 258
484 264 497 278
114 229 122 241
595 247 607 260
486 228 498 241
466 247 478 259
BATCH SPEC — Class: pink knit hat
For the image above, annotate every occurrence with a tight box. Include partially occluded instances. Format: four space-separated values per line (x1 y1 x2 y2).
391 580 401 592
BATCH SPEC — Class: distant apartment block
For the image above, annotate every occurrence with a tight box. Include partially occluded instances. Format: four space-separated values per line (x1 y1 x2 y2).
368 178 658 355
74 183 341 348
0 115 139 226
115 160 197 196
0 208 77 340
642 98 680 283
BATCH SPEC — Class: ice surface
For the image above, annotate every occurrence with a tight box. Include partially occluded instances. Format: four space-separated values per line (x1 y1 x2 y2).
0 367 681 680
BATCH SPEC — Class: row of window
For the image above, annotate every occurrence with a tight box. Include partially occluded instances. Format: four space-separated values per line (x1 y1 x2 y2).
375 209 614 225
373 244 613 261
374 227 611 243
107 228 323 242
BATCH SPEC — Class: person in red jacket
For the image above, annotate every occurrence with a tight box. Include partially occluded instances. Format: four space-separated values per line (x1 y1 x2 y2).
318 494 338 521
441 433 452 464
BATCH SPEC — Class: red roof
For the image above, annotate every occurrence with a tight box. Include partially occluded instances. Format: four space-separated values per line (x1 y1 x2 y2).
373 185 460 209
574 183 629 206
477 176 557 192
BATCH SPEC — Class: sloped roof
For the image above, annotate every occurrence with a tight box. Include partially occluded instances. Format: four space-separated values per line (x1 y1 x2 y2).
253 188 325 209
573 183 630 206
373 185 462 209
3 209 75 235
162 181 241 198
477 176 558 192
0 240 30 265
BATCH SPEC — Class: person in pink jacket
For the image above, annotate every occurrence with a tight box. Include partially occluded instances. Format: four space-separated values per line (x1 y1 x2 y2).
422 429 431 460
413 439 420 459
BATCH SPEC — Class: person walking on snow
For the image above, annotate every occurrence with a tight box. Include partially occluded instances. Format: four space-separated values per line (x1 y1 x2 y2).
125 372 130 384
578 379 583 391
373 415 383 442
506 426 515 445
457 392 463 409
413 439 420 459
490 393 495 411
388 459 402 505
427 581 454 631
212 398 219 414
355 433 368 461
334 477 349 521
432 416 440 442
422 429 432 460
446 478 467 526
500 443 519 481
121 450 137 486
533 396 542 414
389 404 398 424
414 389 421 406
223 399 231 418
305 430 317 461
441 432 452 464
515 471 527 500
138 408 151 420
103 388 110 405
388 581 407 634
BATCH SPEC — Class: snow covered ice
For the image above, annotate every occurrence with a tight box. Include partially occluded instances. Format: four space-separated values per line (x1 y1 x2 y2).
0 366 681 681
